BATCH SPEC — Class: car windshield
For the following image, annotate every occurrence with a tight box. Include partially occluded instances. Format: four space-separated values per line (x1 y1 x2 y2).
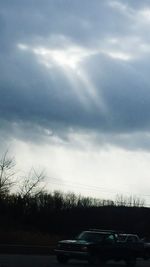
76 231 105 242
118 235 127 241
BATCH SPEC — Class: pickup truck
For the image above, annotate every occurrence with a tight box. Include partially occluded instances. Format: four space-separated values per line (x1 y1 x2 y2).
55 229 146 266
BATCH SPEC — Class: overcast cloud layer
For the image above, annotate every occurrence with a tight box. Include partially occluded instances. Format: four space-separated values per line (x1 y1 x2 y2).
1 0 150 147
1 0 150 201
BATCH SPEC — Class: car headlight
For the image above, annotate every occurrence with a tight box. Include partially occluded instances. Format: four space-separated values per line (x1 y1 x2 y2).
81 246 88 252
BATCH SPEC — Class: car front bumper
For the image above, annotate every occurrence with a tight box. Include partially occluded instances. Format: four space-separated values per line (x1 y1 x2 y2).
55 249 89 260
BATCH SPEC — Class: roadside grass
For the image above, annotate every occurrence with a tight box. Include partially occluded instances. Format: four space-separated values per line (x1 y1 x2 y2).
0 230 65 247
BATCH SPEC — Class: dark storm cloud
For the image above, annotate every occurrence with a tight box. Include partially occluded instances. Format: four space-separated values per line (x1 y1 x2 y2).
1 0 150 149
84 53 150 131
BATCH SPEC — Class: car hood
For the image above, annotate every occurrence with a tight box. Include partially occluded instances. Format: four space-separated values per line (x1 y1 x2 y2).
59 239 92 245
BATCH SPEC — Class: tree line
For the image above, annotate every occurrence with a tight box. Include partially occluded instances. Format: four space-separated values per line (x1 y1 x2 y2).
0 151 150 238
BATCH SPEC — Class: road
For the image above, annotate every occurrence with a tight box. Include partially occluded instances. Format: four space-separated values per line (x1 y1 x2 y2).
0 255 149 267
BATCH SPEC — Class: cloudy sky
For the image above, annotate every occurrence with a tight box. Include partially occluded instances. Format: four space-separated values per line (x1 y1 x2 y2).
1 0 150 204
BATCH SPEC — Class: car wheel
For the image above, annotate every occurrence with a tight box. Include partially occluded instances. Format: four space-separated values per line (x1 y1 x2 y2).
56 255 69 264
144 251 150 260
125 257 136 267
88 254 105 265
88 254 99 265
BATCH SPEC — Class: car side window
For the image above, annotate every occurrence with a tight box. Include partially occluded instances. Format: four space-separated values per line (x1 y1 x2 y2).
105 234 115 244
127 236 138 243
131 236 138 243
127 236 133 243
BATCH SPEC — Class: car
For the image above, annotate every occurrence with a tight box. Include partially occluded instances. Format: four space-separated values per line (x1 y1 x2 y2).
55 229 143 266
117 234 141 243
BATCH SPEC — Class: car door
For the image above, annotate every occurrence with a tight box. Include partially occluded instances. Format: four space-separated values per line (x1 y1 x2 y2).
102 234 117 260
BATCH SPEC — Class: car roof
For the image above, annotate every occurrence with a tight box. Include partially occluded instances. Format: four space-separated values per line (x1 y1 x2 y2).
119 234 137 236
85 230 114 235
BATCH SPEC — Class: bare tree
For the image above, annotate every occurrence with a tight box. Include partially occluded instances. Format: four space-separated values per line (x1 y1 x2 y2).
19 168 46 198
115 194 145 207
0 151 16 197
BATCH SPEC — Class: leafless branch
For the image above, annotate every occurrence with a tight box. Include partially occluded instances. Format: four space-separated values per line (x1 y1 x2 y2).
0 150 16 197
19 168 46 198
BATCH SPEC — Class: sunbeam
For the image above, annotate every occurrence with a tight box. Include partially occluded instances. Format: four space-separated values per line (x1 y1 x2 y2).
18 43 106 111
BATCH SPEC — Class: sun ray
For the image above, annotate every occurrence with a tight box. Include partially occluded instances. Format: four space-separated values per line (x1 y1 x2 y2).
18 42 106 112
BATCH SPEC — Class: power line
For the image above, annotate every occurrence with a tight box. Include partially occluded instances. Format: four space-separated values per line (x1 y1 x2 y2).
45 178 150 207
46 176 150 200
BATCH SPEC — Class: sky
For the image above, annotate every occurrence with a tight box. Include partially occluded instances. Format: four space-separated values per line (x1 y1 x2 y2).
1 0 150 204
